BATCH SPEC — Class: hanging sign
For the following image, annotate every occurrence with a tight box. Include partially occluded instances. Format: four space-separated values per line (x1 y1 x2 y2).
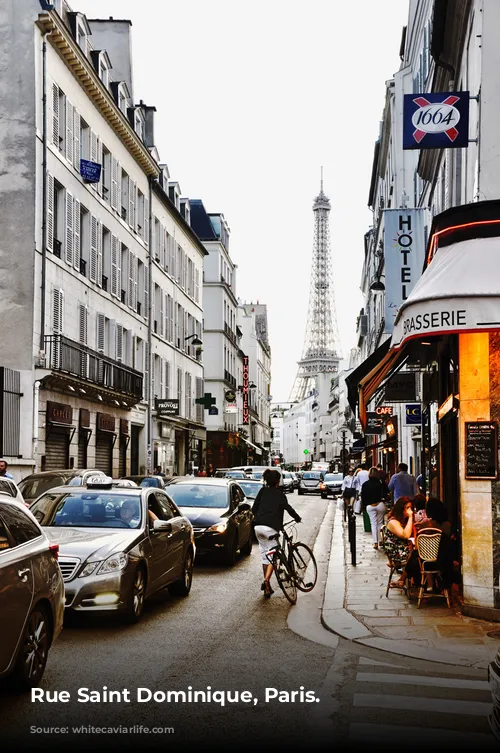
405 404 422 425
384 209 426 333
155 398 179 418
403 91 470 150
80 159 102 183
242 356 249 425
366 413 385 435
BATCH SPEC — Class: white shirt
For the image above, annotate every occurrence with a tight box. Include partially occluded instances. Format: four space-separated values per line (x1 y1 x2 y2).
353 470 369 492
341 475 354 491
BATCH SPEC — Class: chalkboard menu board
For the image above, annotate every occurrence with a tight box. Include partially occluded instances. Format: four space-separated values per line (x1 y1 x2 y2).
465 421 498 479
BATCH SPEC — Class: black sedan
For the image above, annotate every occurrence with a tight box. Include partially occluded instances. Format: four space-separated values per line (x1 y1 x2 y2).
165 478 253 566
29 477 195 622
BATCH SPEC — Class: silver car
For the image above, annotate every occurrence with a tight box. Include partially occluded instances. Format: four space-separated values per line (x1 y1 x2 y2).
0 500 64 689
29 476 195 623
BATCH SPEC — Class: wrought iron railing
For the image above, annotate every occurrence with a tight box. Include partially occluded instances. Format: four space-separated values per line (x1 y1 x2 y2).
224 369 236 388
224 322 237 345
44 335 143 400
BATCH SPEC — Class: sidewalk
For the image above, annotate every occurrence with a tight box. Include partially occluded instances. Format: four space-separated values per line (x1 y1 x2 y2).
322 503 500 669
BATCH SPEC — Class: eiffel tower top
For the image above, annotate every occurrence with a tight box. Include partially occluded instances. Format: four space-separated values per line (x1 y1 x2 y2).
313 167 331 210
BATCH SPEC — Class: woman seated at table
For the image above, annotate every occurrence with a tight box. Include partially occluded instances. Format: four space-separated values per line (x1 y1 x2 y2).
384 496 418 588
413 493 429 529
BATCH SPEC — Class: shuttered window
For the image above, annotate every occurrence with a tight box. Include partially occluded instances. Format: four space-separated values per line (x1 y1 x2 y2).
116 323 123 362
159 287 164 338
143 262 149 318
110 234 120 297
195 268 200 302
65 100 74 164
128 251 138 311
52 82 59 147
97 220 103 286
46 173 54 253
96 313 105 353
78 303 88 345
177 367 183 416
144 195 149 246
73 199 81 271
195 377 204 423
90 215 98 283
185 372 192 419
65 190 74 266
159 357 165 398
111 156 118 210
144 342 150 401
73 108 81 169
128 178 136 230
53 288 64 334
165 361 171 399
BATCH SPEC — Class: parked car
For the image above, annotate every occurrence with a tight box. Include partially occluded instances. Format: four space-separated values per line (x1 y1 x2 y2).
298 471 325 495
224 470 249 480
112 479 139 488
489 647 500 740
236 479 264 502
165 478 253 566
291 472 300 489
29 475 195 622
18 469 106 506
0 499 64 689
0 477 26 506
121 475 168 489
281 471 295 493
213 468 230 478
230 466 285 486
320 473 344 499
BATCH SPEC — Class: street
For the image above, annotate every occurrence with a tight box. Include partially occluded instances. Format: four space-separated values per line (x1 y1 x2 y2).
1 493 495 752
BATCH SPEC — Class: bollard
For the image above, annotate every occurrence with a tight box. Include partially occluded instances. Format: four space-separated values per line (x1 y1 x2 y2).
347 507 356 566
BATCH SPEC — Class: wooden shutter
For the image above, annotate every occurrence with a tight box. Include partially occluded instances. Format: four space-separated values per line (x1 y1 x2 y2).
195 268 200 302
144 263 149 318
165 360 171 399
65 100 74 164
159 289 164 337
96 313 105 352
159 357 165 398
144 195 149 245
144 342 150 401
128 252 138 310
96 220 103 286
65 190 73 266
90 131 98 191
46 173 54 253
53 288 64 333
177 367 183 414
52 83 59 147
111 234 118 297
78 303 88 345
116 162 122 214
73 108 80 169
116 323 123 362
73 198 81 271
196 377 204 423
128 178 136 230
111 156 118 210
160 224 165 268
90 215 98 282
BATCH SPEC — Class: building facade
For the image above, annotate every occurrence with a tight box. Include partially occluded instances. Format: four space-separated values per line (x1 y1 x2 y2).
0 1 205 478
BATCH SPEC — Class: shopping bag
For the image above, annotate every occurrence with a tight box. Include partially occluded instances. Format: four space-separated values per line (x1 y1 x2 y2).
353 497 362 514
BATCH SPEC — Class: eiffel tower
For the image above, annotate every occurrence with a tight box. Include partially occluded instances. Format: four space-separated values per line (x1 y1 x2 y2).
289 173 341 403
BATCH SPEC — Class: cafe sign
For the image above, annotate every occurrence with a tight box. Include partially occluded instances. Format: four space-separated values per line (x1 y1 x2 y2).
47 401 73 425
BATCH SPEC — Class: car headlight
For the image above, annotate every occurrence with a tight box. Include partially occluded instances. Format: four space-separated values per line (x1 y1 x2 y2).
206 521 228 533
97 552 128 575
80 561 100 578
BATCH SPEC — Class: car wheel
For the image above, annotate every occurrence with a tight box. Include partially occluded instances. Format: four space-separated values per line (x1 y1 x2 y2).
168 548 194 597
9 603 52 691
240 533 252 557
123 565 146 623
223 531 238 566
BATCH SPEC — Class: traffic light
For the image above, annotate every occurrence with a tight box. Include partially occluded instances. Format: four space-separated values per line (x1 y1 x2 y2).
195 393 216 409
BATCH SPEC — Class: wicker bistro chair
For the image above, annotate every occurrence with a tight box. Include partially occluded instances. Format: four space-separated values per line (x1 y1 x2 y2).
383 526 410 597
415 530 451 609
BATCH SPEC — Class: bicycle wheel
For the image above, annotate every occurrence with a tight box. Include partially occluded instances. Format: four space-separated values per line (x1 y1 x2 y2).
289 542 317 592
273 550 297 605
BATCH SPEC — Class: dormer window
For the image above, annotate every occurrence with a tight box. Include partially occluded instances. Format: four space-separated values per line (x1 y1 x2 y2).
68 12 92 58
134 110 144 141
99 60 109 88
90 50 112 91
119 89 127 114
77 23 87 54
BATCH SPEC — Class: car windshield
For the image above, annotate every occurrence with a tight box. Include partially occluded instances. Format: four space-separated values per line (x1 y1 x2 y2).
225 471 246 478
238 481 262 499
18 475 69 499
167 484 228 508
303 472 322 480
324 474 343 482
138 478 160 488
0 479 16 497
30 492 143 529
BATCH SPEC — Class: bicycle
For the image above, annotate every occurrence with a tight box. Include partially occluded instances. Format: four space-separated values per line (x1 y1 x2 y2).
266 521 318 605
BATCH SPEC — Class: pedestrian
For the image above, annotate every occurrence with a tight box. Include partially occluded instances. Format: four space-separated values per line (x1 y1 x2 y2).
154 465 166 477
0 459 13 479
252 468 302 598
341 468 356 513
197 467 207 477
376 463 389 498
361 467 386 549
416 472 424 493
353 463 369 514
388 462 418 502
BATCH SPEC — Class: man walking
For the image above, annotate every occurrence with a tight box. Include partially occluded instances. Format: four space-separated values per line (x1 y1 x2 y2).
353 463 370 514
0 459 13 479
388 462 418 501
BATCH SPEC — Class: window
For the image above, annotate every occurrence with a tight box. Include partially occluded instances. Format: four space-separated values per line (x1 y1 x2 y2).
110 234 121 298
121 171 129 221
118 88 127 114
101 226 110 290
80 118 90 161
101 146 111 201
89 215 102 284
52 83 65 151
96 313 106 353
134 111 144 141
52 179 64 258
185 372 192 419
116 323 123 362
99 60 109 88
128 251 138 311
165 361 171 399
76 23 87 54
128 178 136 231
79 205 89 276
53 288 64 334
0 503 42 546
78 302 88 345
177 367 183 415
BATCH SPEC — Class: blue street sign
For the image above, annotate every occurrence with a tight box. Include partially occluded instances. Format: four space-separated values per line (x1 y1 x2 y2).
208 407 219 415
403 91 469 150
80 159 102 183
405 404 422 425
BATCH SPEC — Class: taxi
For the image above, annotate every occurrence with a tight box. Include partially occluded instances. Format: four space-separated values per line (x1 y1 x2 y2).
29 475 195 622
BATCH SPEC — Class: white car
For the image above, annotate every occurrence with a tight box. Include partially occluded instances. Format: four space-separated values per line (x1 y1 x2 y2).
0 477 26 506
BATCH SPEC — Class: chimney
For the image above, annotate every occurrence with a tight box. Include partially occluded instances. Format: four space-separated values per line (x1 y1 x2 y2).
87 18 134 100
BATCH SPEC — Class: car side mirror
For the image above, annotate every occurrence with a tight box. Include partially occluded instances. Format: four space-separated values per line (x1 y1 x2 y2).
153 520 172 533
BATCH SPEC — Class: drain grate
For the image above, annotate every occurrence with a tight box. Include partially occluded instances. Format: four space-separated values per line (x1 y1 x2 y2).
486 630 500 638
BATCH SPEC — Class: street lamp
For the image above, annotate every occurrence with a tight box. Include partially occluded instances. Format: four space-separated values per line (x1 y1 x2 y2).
185 334 203 346
370 277 385 292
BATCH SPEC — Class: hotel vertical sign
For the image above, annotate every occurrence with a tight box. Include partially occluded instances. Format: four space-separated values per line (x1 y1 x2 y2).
384 208 425 333
242 356 249 425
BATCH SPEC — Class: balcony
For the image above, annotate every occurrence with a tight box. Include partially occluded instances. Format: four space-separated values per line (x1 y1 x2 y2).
224 370 236 389
224 322 237 345
43 335 143 401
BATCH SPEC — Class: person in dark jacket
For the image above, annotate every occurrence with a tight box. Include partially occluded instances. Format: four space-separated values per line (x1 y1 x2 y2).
252 468 301 598
361 467 385 549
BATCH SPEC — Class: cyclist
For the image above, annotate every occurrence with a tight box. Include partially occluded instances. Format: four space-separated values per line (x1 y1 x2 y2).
252 468 302 598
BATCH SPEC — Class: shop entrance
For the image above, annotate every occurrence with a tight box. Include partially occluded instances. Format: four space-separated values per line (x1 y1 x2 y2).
44 427 70 470
95 432 113 475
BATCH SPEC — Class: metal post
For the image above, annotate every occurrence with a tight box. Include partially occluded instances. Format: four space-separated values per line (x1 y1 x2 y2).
347 504 356 565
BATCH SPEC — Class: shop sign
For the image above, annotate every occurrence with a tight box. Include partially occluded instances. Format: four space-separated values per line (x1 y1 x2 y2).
366 412 385 435
120 419 129 436
384 372 416 401
79 408 90 429
465 421 498 479
405 404 422 425
374 405 393 417
384 209 426 333
80 159 102 183
209 406 219 415
242 356 249 425
155 398 179 418
97 413 115 433
225 390 236 402
47 401 73 425
403 91 470 150
224 402 238 414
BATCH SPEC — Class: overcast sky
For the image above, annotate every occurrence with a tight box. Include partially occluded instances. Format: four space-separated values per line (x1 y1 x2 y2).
79 0 410 402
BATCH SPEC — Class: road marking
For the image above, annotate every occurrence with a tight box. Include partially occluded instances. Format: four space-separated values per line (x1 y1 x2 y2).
354 692 492 715
356 671 489 691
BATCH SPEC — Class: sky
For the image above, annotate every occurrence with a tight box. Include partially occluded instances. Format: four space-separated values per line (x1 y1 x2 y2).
79 0 410 402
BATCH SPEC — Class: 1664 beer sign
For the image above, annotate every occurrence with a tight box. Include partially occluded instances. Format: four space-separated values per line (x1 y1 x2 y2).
403 91 469 150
